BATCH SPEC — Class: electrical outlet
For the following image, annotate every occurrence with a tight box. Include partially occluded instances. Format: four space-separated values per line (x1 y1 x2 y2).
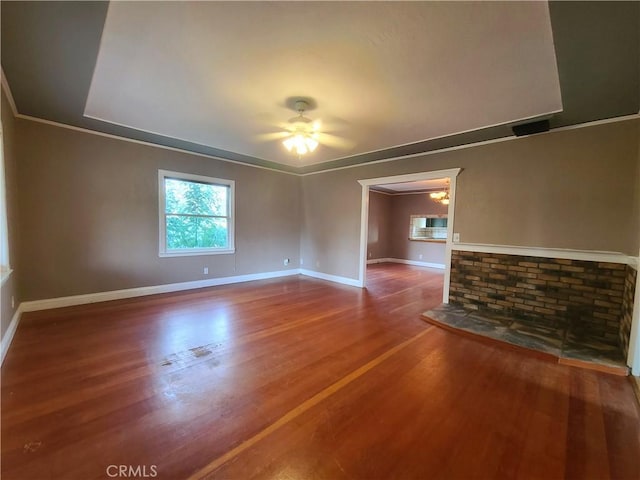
300 258 304 265
453 233 460 242
316 260 320 268
203 267 209 275
368 251 372 258
284 258 290 266
419 254 423 260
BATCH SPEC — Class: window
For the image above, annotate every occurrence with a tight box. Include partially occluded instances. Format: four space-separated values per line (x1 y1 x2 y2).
159 170 235 256
409 214 448 241
0 124 10 283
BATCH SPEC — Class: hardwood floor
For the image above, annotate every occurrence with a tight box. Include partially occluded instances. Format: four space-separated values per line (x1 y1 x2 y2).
2 264 638 479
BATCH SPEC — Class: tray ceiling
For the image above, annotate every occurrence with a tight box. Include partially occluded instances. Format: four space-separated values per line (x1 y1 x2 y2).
1 1 638 174
84 2 561 167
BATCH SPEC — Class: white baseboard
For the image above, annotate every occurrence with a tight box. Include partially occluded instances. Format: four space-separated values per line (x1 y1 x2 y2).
20 269 301 313
18 268 363 314
367 258 393 264
299 269 361 287
1 268 365 361
367 258 445 269
1 304 22 365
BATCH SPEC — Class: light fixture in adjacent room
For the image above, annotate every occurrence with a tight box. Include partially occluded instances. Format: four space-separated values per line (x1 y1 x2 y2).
282 100 319 157
430 181 450 205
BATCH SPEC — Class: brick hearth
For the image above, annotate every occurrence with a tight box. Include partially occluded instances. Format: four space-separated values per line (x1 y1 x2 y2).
449 250 636 354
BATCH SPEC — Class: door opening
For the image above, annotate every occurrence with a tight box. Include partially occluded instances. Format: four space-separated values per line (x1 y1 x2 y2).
357 169 461 304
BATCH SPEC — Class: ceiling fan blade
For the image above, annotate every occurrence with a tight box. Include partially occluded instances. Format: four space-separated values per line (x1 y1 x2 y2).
255 131 290 142
312 116 350 134
316 132 356 150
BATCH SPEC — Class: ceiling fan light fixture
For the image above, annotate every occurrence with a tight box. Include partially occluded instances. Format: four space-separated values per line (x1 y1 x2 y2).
281 99 321 157
283 133 318 155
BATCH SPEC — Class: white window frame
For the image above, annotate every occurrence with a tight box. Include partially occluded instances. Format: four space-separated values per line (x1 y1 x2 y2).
158 170 235 257
0 123 11 285
409 214 448 241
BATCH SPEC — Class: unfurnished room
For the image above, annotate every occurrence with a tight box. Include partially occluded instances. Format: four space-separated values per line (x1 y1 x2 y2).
1 1 639 479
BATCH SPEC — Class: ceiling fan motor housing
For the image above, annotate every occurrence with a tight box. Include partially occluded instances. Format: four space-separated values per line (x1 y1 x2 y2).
294 100 309 113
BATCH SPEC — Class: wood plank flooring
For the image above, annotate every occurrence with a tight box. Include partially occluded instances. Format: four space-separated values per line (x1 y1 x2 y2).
1 264 638 479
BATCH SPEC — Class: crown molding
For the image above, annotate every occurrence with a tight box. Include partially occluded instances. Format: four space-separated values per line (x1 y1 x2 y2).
3 60 638 178
15 113 299 176
0 68 19 117
302 113 640 176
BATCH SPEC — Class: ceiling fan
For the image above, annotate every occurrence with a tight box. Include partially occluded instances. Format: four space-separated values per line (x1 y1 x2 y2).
256 99 354 157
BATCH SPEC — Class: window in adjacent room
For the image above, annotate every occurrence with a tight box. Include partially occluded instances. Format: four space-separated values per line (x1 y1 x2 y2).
409 214 448 241
158 170 235 256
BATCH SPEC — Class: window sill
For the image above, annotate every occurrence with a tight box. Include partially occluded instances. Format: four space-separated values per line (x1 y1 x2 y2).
159 249 235 258
0 267 13 287
408 238 447 243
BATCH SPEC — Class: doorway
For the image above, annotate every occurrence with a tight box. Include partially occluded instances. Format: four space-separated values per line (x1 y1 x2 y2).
357 169 461 303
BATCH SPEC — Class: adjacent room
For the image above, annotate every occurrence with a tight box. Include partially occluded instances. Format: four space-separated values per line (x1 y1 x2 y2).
1 1 639 479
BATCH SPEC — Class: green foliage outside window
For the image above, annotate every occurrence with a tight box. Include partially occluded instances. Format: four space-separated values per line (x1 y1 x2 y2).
164 178 229 250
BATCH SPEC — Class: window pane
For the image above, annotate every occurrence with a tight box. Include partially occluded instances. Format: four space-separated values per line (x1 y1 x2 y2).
165 178 228 216
410 215 448 240
166 215 229 249
433 218 447 228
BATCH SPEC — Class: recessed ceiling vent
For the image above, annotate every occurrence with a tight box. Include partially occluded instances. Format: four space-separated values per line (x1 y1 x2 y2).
512 119 550 137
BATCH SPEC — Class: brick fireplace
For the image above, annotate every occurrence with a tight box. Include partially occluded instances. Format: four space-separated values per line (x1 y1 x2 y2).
449 250 637 358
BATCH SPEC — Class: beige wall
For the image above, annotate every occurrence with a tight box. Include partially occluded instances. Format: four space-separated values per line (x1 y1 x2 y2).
636 120 640 256
1 90 21 336
367 192 391 260
6 110 640 301
301 119 640 281
367 191 447 265
15 119 301 301
389 194 447 265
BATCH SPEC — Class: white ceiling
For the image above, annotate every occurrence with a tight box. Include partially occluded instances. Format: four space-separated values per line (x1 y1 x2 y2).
85 1 562 167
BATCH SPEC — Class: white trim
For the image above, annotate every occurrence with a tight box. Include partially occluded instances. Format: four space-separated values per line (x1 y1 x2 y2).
358 185 370 288
13 113 298 177
0 126 10 273
299 269 361 288
629 268 640 374
367 258 445 269
1 304 22 365
369 189 393 196
0 68 18 116
83 112 296 171
443 173 458 302
158 170 235 257
367 258 393 264
0 268 13 287
303 111 561 169
629 226 640 374
357 168 462 301
302 113 640 177
4 83 637 180
551 113 640 134
20 269 300 312
357 170 463 187
452 242 637 266
17 269 364 313
372 190 446 196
